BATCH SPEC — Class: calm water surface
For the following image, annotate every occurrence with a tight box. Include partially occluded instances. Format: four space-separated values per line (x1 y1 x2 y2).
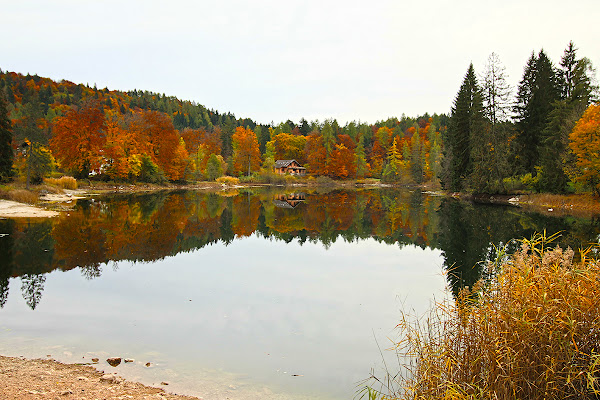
1 188 598 399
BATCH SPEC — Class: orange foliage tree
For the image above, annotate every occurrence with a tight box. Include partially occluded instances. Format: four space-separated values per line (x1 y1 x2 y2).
569 104 600 194
50 100 106 177
327 135 356 179
304 131 327 175
232 126 261 176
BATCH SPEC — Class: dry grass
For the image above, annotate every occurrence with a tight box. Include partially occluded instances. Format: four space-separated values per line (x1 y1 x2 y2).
215 176 240 185
7 189 39 204
44 176 78 190
364 233 600 400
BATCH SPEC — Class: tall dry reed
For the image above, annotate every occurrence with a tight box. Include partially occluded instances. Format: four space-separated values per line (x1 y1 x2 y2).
363 233 600 400
44 176 78 190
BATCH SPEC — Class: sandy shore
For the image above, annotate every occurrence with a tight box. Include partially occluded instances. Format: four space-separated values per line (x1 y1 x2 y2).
0 355 200 400
0 200 60 218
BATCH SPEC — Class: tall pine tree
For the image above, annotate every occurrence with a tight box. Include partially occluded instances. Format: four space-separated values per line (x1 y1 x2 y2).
538 42 598 192
514 50 561 175
443 64 485 191
0 92 13 182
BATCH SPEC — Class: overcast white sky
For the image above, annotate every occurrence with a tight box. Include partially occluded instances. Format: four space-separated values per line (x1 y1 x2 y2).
3 0 599 125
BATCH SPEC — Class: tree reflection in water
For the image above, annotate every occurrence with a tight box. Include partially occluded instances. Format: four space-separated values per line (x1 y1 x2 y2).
0 188 598 308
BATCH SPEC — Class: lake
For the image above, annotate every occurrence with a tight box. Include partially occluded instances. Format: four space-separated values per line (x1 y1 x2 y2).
1 188 598 399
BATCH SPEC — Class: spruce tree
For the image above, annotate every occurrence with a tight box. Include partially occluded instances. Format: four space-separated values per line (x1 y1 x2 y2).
538 43 598 192
514 50 561 175
0 92 13 182
443 64 485 191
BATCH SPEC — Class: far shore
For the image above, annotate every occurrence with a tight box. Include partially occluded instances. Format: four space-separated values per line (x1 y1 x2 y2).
1 180 600 219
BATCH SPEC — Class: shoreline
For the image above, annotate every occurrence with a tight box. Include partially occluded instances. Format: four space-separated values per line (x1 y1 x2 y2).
1 181 599 219
0 354 200 400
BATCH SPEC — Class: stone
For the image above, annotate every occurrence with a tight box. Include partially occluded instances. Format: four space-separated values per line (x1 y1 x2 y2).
160 381 169 385
106 357 122 367
100 374 123 384
124 358 134 363
91 358 99 363
61 389 73 395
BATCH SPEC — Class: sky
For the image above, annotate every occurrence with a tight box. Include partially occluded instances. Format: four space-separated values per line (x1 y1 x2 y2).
3 0 599 125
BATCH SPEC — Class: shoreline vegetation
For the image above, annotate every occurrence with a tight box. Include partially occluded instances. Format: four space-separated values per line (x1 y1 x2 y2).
362 233 600 400
2 177 600 219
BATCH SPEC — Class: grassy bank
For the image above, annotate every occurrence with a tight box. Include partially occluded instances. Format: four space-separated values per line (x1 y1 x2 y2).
363 233 600 399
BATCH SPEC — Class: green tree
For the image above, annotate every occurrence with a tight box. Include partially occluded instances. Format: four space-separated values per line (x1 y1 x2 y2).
26 143 56 184
514 50 561 175
206 153 224 181
0 93 13 182
470 53 513 192
443 64 485 191
539 42 598 192
354 135 368 178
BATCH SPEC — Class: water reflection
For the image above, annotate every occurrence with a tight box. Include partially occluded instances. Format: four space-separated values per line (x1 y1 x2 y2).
0 188 599 308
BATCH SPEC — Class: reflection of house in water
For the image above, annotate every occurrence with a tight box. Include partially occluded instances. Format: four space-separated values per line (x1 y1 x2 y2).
274 160 306 175
273 193 306 209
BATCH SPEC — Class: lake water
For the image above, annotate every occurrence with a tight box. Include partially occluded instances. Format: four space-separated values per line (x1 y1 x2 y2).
1 188 598 399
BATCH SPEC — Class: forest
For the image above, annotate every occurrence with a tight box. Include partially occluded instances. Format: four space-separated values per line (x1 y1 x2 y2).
0 41 598 194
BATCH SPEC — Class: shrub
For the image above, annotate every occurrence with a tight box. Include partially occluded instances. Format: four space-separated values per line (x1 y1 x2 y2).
216 176 240 185
44 176 78 190
364 233 600 400
314 176 336 186
8 189 39 204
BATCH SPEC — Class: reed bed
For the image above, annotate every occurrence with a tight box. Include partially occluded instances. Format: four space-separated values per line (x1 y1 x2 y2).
364 233 600 400
44 176 78 189
6 189 39 204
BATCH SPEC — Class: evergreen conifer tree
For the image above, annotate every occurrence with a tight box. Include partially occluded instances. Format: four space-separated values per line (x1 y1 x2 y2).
443 64 485 191
514 50 561 175
0 93 14 182
538 43 598 192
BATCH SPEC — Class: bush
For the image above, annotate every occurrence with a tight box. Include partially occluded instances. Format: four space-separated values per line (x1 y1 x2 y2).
216 176 240 185
8 189 39 204
364 233 600 400
314 176 336 186
44 176 78 190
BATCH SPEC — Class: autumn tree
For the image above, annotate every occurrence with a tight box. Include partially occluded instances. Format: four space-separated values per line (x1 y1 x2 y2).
569 104 600 194
232 126 260 176
304 131 327 175
51 100 106 178
382 136 403 182
327 135 356 179
0 92 13 181
268 132 307 163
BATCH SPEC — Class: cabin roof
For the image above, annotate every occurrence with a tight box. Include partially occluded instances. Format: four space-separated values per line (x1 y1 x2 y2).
274 159 304 168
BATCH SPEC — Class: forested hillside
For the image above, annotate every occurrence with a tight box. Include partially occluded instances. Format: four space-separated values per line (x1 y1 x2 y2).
0 68 446 184
0 41 598 194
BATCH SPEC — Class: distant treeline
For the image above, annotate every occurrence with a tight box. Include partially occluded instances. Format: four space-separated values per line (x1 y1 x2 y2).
0 40 598 194
0 69 446 184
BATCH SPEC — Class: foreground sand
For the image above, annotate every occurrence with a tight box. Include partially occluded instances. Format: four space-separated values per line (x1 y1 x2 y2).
0 355 200 400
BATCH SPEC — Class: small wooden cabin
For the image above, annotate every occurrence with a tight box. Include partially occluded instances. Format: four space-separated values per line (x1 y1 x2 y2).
274 160 306 176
